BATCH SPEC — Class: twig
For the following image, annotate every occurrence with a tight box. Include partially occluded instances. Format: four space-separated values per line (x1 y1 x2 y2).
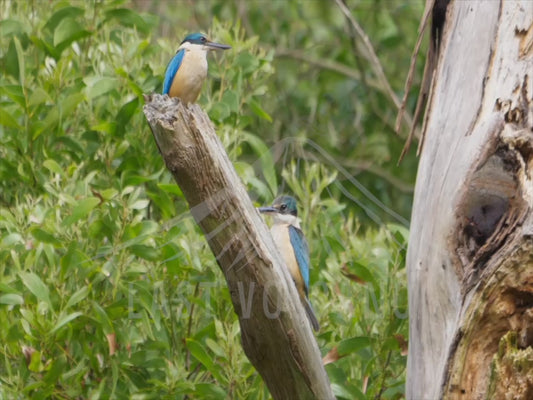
395 0 434 135
276 48 362 81
334 0 413 132
185 282 200 372
375 350 393 399
340 160 414 194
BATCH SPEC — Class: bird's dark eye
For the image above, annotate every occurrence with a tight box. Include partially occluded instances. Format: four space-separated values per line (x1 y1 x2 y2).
280 204 287 212
201 36 207 43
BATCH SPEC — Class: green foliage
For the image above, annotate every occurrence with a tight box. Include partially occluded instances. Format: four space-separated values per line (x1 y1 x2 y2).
0 0 418 398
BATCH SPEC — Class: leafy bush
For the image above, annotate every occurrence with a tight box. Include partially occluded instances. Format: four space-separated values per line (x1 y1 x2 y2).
0 1 415 398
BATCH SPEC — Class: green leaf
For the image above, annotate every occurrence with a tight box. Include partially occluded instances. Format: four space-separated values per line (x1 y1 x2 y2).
0 19 26 37
104 9 150 34
2 233 23 246
0 84 25 107
209 101 230 121
31 228 60 245
194 383 227 399
129 244 160 261
19 271 51 307
147 189 175 218
13 36 25 87
90 121 116 134
53 17 84 46
28 350 44 372
65 286 89 309
221 90 239 113
50 311 83 334
344 262 377 285
60 242 89 276
29 87 54 107
234 51 259 74
242 133 277 196
0 108 21 129
44 6 84 33
100 189 118 200
60 357 86 380
4 40 20 79
205 338 225 358
138 220 160 236
186 339 220 379
123 175 152 186
34 107 59 139
129 199 150 210
331 383 365 400
43 159 64 176
249 99 272 122
0 293 24 305
115 98 139 135
337 336 372 356
157 183 183 196
60 92 85 116
44 355 67 384
84 77 119 100
62 197 100 226
91 302 114 334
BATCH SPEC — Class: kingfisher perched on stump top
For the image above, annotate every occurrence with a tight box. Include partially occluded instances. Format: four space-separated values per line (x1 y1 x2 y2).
163 33 231 103
259 196 320 331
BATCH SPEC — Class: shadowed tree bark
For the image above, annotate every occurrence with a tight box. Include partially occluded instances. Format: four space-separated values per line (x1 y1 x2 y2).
143 95 334 400
405 1 533 399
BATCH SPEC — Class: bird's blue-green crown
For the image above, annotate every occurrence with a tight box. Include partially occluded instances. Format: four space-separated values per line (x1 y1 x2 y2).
272 195 298 217
181 32 208 45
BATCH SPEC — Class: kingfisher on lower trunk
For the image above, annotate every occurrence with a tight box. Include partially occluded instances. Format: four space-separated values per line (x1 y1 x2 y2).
259 196 320 331
163 33 231 103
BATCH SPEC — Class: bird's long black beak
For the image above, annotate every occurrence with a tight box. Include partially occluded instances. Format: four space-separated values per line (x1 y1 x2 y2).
258 206 278 214
205 40 231 51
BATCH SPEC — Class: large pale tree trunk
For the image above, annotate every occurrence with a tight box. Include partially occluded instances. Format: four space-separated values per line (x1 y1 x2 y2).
407 1 533 399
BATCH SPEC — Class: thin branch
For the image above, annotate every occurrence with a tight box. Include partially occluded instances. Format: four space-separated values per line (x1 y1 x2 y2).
341 0 370 90
275 48 402 138
375 350 393 399
341 160 414 194
334 0 413 132
295 147 414 193
275 48 362 81
395 0 434 134
185 282 200 372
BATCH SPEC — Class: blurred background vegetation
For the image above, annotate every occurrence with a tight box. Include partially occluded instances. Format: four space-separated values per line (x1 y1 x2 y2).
0 0 424 398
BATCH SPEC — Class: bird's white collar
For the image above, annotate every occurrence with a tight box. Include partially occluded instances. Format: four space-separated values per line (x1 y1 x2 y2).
272 213 301 228
178 41 211 53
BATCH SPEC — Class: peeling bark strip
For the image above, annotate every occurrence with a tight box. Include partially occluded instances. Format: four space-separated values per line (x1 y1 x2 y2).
143 95 334 400
406 1 533 399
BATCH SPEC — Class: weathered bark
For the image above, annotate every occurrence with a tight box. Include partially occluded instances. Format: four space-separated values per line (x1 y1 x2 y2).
143 95 334 400
407 1 533 399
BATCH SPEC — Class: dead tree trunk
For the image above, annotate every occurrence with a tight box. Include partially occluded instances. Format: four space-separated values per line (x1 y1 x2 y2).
406 1 533 399
143 95 334 400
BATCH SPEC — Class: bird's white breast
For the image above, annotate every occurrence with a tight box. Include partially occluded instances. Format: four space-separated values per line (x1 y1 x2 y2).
169 44 208 103
270 223 303 294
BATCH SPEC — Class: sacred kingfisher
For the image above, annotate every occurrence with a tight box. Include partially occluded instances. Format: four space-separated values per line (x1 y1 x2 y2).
259 196 320 331
163 33 231 103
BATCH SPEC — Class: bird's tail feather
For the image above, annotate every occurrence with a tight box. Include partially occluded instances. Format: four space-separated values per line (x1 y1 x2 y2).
304 299 320 332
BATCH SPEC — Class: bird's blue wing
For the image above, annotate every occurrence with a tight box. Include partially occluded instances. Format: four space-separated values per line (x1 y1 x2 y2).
288 225 310 295
162 49 185 94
